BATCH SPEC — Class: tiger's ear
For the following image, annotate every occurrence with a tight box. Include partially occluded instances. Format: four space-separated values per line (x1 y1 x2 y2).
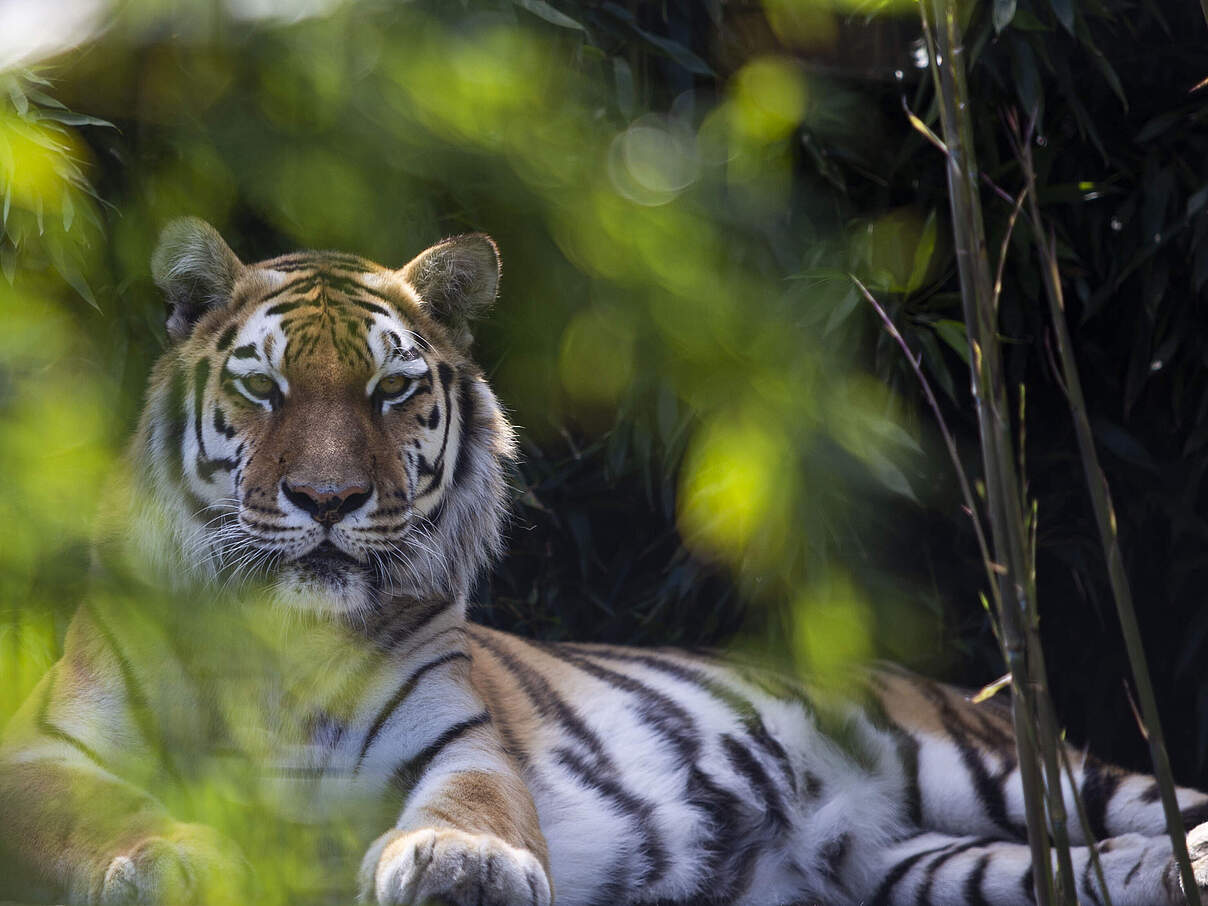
400 233 500 349
151 217 245 343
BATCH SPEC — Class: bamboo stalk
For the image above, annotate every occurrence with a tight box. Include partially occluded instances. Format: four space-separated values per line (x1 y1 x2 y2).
918 2 1075 901
1012 113 1202 906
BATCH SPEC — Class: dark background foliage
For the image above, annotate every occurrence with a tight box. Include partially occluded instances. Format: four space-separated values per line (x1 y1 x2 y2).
5 0 1208 790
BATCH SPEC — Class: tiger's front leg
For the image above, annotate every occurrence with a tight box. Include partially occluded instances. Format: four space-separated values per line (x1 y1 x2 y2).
354 646 551 906
360 766 551 906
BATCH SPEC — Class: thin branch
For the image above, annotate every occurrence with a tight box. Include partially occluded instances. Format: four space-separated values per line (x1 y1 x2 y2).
850 275 997 605
1012 103 1202 903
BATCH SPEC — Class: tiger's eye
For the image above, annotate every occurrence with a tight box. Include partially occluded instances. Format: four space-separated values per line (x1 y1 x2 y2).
377 374 410 396
244 373 277 398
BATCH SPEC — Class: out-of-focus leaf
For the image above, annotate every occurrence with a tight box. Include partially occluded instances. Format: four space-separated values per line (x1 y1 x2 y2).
7 82 29 116
1085 36 1128 109
613 57 635 119
823 286 859 335
912 327 958 402
863 449 917 501
36 110 116 128
1049 0 1074 32
994 0 1018 32
1186 184 1208 219
61 187 74 232
512 0 585 31
1136 111 1181 143
601 3 714 76
1091 419 1159 472
971 673 1011 703
1009 37 1041 114
933 319 971 364
907 209 938 292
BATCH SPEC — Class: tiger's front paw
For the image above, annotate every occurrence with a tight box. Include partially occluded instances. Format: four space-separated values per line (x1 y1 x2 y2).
98 823 248 905
361 827 551 906
1187 821 1208 892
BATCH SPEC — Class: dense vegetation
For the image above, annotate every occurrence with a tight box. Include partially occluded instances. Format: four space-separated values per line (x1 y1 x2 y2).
4 0 1208 807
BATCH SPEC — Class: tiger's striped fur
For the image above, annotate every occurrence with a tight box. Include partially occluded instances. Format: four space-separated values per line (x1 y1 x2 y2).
2 219 1208 906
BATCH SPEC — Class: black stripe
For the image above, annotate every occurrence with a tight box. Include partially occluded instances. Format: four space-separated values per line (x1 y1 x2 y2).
863 690 923 827
229 274 318 312
1021 862 1038 902
388 712 489 799
964 852 992 906
216 324 238 351
84 604 180 782
471 633 611 768
914 838 994 906
36 668 110 772
1123 854 1144 886
265 300 305 317
370 598 456 652
355 651 470 771
1180 799 1208 830
549 746 670 885
871 842 957 905
1081 757 1121 840
914 678 1019 838
470 632 671 886
569 647 798 794
534 642 754 901
720 733 788 831
161 369 208 515
821 832 852 888
452 377 476 486
415 365 455 498
231 344 259 360
324 273 401 307
1082 843 1102 906
537 642 699 762
192 359 210 457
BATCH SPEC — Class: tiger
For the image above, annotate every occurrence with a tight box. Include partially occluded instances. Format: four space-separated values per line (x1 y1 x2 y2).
4 218 1208 906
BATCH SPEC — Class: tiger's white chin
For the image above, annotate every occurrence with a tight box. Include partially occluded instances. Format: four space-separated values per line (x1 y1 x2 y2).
273 561 377 619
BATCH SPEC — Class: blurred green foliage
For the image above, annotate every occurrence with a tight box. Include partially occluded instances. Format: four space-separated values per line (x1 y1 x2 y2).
4 4 1208 898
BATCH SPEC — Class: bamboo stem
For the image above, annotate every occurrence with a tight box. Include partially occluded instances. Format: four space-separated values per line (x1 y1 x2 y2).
1012 114 1202 906
918 2 1075 901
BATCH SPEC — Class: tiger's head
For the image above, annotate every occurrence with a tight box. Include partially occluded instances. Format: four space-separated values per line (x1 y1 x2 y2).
124 218 514 619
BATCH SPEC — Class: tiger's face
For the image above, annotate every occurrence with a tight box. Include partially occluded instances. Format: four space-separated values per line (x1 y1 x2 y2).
131 219 513 618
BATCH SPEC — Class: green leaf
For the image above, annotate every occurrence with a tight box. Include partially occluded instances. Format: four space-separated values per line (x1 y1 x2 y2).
61 187 74 232
1135 111 1181 143
1009 37 1040 114
7 82 28 116
994 0 1018 32
37 110 115 128
823 287 859 336
1084 36 1128 110
511 0 585 31
933 319 971 364
906 209 938 292
1187 184 1208 219
1048 0 1074 33
863 448 917 501
601 3 714 76
60 264 100 311
613 57 635 119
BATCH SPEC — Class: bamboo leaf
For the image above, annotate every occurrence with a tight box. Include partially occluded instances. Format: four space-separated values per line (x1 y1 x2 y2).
994 0 1018 32
971 673 1011 703
511 0 585 31
1049 0 1075 33
933 319 971 364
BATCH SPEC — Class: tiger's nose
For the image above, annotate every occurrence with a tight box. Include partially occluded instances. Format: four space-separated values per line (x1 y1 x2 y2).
281 481 373 525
